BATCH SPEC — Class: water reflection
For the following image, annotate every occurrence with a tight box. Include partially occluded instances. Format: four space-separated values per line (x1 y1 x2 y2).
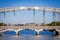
0 35 60 40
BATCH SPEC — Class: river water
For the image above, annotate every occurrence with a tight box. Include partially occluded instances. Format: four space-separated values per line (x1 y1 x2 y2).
0 35 60 40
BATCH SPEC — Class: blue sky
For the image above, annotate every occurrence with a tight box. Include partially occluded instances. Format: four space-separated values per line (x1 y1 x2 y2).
0 0 60 24
0 0 60 8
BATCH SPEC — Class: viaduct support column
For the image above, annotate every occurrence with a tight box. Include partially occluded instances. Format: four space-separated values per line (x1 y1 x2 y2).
43 9 45 27
3 12 5 30
13 10 16 27
33 9 35 28
53 11 56 26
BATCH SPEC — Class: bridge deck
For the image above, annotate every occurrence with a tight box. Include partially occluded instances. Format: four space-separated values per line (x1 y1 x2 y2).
0 7 60 13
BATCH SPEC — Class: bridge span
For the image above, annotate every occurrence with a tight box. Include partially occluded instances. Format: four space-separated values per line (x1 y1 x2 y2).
0 7 60 13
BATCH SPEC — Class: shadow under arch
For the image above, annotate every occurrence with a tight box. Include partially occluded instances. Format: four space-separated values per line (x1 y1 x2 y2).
39 28 59 36
2 29 16 36
18 29 37 36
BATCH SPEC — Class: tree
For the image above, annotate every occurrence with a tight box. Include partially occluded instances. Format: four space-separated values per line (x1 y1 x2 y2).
0 23 7 26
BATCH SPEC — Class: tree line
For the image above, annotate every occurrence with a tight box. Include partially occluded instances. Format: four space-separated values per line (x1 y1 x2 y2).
0 21 60 26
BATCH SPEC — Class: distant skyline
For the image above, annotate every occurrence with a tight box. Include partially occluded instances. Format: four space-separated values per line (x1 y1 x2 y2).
0 0 60 24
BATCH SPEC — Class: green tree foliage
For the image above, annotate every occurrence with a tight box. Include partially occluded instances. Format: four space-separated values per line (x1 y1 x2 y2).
44 21 60 26
0 23 7 26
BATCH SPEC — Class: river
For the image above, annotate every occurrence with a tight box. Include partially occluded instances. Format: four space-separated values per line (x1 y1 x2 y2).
0 35 60 40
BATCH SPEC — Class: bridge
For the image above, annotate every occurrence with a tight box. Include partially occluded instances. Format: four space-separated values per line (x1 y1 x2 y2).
0 7 60 13
0 7 60 34
0 7 60 25
0 26 60 35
